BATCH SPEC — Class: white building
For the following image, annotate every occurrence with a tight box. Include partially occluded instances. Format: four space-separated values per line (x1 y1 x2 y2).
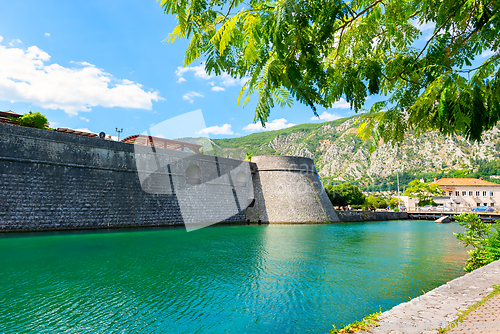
432 178 500 210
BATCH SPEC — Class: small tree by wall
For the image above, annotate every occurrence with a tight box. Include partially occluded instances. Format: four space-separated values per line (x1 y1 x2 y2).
404 180 444 206
325 182 365 208
17 112 49 129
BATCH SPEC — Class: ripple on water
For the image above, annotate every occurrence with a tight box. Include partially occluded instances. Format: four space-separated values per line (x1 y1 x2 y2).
0 221 467 333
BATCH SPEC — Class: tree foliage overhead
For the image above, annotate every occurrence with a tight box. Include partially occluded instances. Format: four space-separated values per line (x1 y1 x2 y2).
159 0 500 145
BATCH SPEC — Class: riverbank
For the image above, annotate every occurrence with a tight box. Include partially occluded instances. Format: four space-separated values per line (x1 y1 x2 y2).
359 259 500 334
336 211 408 222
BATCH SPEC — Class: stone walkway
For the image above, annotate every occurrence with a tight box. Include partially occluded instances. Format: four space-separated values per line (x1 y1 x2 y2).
447 294 500 333
360 260 500 334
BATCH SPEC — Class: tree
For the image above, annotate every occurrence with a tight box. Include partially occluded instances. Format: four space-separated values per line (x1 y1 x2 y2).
17 112 49 129
159 0 500 147
404 179 444 206
365 195 387 209
388 197 400 209
325 182 365 208
455 212 500 272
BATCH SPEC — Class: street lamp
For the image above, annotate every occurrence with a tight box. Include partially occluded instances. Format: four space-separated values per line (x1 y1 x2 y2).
116 128 123 141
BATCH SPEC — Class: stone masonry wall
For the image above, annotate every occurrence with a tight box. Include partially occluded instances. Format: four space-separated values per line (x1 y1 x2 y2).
336 211 409 222
247 156 340 223
0 123 252 231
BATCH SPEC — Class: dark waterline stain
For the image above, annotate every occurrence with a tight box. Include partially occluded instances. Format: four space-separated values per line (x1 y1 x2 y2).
0 221 467 333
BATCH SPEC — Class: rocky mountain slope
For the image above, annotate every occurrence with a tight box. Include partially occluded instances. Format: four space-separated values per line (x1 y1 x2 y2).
212 116 500 187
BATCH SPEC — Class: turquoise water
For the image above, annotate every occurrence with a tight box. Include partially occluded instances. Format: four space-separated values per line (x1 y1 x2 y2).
0 221 467 333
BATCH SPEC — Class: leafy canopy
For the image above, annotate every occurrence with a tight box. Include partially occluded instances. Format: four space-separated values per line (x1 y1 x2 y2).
159 0 500 146
404 179 444 205
18 112 49 130
455 212 500 272
325 182 365 207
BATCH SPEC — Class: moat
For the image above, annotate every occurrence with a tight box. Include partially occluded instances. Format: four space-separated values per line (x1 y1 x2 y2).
0 220 468 333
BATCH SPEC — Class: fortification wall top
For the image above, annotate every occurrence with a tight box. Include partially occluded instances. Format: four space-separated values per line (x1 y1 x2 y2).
251 155 316 172
0 123 243 171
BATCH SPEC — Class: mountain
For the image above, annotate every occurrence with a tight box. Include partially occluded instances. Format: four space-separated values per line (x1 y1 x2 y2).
211 116 500 190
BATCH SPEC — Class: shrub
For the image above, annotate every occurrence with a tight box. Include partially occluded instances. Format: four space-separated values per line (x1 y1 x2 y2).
454 213 500 272
18 112 49 129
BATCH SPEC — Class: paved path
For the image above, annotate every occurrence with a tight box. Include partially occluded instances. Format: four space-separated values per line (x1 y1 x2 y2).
361 260 500 334
447 294 500 333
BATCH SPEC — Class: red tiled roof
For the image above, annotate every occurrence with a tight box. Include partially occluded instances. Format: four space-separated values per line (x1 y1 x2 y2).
0 110 22 118
434 178 500 187
54 128 98 137
122 134 202 152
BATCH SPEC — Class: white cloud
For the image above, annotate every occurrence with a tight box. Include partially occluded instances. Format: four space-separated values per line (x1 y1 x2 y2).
331 98 351 109
412 20 435 32
311 111 341 121
80 116 89 122
211 86 225 92
182 91 204 103
9 39 22 47
0 40 162 115
44 33 50 37
481 50 495 58
196 124 233 135
175 64 213 81
175 63 250 87
219 73 250 87
0 36 3 43
49 121 59 128
243 118 296 132
75 127 95 134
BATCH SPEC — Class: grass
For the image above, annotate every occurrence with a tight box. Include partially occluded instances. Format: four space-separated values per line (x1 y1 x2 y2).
436 284 500 333
330 311 382 334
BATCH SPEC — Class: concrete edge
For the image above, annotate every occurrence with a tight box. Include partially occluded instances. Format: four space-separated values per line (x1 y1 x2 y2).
361 259 500 334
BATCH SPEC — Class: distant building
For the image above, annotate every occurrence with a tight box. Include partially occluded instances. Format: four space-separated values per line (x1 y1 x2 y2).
121 134 202 153
432 178 500 209
53 128 98 137
0 110 22 125
490 175 500 179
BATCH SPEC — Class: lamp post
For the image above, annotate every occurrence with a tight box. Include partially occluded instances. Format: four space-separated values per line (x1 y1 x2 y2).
116 128 123 141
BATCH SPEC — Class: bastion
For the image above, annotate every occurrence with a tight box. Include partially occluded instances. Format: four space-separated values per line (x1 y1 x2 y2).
246 155 340 223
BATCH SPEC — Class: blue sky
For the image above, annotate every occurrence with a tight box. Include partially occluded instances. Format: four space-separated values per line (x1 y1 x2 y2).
0 0 363 140
0 1 491 140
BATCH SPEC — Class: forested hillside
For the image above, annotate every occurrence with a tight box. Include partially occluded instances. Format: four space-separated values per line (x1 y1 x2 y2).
211 116 500 191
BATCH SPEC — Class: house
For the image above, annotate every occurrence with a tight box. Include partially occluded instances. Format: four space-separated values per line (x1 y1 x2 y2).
53 128 98 137
432 178 500 210
0 110 22 125
121 134 202 153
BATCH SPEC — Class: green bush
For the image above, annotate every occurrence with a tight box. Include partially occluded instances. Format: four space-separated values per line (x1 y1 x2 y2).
454 213 500 272
325 182 365 208
17 112 49 129
394 208 400 212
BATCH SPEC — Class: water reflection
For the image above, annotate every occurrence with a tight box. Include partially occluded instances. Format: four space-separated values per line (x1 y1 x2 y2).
0 221 467 333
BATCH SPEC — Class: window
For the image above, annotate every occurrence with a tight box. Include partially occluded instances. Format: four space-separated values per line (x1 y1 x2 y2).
477 203 481 207
469 191 473 196
476 191 480 196
456 191 460 196
484 203 488 206
449 191 452 196
462 191 467 196
491 203 495 207
490 192 494 196
483 191 487 196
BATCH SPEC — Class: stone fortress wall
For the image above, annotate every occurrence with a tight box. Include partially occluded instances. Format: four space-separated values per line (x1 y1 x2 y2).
247 156 340 223
0 123 252 231
0 123 404 232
